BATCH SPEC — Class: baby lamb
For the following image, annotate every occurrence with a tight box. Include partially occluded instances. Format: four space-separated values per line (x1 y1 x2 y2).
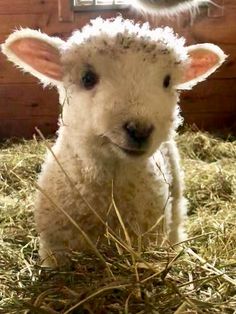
2 17 226 267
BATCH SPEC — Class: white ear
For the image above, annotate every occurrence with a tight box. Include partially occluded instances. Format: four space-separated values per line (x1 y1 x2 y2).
177 43 227 90
1 29 65 86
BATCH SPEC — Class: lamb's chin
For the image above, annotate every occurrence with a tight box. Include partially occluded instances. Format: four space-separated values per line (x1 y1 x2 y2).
107 142 151 162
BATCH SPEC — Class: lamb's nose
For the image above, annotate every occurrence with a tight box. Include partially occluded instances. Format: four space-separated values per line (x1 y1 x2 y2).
123 121 154 144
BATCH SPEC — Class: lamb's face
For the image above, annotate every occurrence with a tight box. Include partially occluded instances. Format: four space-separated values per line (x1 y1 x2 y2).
60 41 183 160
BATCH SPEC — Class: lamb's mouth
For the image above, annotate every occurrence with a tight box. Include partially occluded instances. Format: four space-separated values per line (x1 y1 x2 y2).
111 141 147 156
102 136 147 156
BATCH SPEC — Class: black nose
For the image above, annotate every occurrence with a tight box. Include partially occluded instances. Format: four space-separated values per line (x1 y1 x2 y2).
123 121 154 144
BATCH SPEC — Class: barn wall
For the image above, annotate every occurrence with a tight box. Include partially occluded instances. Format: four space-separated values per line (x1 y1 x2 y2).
0 0 235 138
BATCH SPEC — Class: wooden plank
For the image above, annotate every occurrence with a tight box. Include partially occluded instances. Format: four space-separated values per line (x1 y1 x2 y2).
0 117 58 139
212 45 236 79
0 53 37 84
0 10 141 40
43 10 123 35
0 33 8 42
0 84 60 118
58 0 74 22
0 14 49 33
0 0 56 15
182 112 236 131
190 0 236 45
180 79 236 113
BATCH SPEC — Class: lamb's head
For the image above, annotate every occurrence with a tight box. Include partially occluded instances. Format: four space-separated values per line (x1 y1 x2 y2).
2 17 226 162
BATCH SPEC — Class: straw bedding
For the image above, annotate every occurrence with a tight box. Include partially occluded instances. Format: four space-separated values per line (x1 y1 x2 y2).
0 130 235 313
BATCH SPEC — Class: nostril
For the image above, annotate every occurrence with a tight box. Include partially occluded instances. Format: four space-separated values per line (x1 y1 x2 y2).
123 121 154 143
123 121 137 138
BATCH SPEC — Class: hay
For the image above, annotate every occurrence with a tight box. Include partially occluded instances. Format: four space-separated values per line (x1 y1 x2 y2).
0 131 236 313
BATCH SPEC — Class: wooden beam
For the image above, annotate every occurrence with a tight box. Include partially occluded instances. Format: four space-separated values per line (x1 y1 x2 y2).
0 84 59 118
0 117 58 139
0 0 55 14
0 14 48 33
58 0 74 22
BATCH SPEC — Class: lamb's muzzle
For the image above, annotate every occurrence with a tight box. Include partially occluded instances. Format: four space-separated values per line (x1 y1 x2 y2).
123 121 154 143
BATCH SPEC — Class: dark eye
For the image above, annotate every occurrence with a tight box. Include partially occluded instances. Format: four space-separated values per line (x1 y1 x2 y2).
81 69 99 90
163 75 171 88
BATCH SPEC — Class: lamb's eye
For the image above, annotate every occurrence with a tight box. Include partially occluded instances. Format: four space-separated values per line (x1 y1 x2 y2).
163 75 171 88
81 70 99 90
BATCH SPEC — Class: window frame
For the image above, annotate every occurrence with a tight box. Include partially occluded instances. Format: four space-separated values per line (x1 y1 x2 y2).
71 0 129 12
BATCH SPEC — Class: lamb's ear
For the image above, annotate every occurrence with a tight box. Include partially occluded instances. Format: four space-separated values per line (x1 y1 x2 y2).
1 29 65 86
177 43 227 90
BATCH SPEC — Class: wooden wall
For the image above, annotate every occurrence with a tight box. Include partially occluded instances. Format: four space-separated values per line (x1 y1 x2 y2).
0 0 235 138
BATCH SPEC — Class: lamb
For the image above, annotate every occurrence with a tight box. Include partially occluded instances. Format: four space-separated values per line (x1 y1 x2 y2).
1 17 226 267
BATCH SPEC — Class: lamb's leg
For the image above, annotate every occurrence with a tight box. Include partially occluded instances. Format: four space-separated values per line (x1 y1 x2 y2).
39 241 71 268
164 140 187 244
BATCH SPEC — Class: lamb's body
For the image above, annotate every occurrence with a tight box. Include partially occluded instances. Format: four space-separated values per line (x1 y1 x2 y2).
36 135 185 265
2 17 225 267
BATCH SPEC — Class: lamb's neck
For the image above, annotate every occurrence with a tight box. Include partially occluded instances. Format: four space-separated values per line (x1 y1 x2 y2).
75 154 148 186
78 154 149 185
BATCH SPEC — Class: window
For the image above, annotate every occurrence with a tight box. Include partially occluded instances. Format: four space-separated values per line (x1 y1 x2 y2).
72 0 130 11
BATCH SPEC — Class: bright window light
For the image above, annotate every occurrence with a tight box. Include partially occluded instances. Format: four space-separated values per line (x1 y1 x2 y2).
73 0 130 11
